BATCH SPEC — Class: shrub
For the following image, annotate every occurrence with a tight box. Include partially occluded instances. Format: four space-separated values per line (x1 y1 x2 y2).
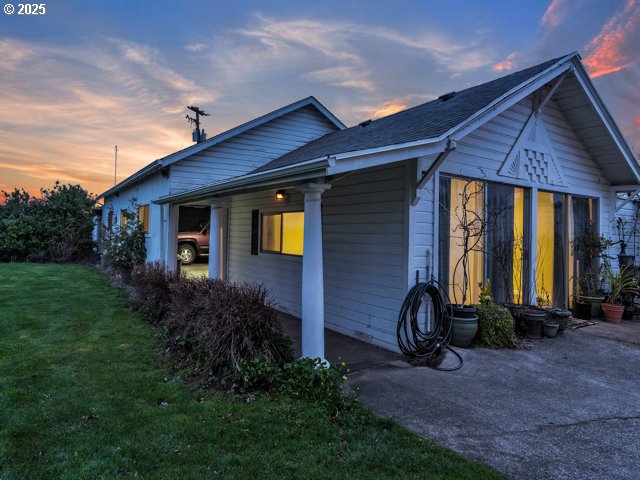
103 203 146 270
131 261 183 324
239 357 353 415
142 275 292 377
0 183 96 262
475 303 517 348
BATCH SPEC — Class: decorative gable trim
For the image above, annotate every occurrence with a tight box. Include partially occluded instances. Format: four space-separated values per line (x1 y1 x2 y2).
498 111 567 187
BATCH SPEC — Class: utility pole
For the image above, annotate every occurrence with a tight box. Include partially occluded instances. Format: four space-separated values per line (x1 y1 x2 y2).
114 145 118 185
186 106 210 143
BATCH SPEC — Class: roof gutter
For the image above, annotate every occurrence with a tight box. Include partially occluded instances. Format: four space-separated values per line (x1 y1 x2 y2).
157 157 334 205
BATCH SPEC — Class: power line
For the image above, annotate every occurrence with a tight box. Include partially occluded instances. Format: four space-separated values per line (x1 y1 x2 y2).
186 106 210 143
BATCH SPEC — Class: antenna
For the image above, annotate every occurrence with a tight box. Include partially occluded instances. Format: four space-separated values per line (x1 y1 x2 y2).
186 105 210 143
114 145 118 185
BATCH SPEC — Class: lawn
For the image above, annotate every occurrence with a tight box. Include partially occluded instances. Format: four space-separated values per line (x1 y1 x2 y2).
0 263 503 479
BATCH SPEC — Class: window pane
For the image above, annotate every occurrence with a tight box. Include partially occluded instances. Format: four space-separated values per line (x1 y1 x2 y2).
282 212 304 255
446 177 484 305
569 196 597 305
537 192 566 307
486 184 526 304
138 205 149 233
261 214 281 252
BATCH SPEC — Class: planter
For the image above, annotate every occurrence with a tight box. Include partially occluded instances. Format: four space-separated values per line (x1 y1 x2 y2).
601 303 624 323
581 296 605 318
618 254 635 268
448 306 478 347
505 303 524 323
572 302 591 320
543 322 559 338
522 310 546 338
547 308 571 331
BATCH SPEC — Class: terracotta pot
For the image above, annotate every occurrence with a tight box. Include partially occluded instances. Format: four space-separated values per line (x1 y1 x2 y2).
601 303 624 324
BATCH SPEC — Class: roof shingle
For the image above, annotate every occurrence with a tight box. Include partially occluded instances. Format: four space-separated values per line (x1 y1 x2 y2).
253 55 570 174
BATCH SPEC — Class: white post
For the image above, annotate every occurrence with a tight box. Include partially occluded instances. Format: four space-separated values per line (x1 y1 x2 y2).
297 183 331 361
208 199 228 280
166 204 179 271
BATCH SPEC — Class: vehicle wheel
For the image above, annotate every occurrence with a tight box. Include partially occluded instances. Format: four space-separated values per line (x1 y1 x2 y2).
178 244 196 265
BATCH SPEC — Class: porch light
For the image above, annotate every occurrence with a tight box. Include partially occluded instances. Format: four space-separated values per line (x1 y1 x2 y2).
275 190 288 201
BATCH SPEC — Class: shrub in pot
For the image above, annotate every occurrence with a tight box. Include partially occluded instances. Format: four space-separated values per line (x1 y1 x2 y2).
601 266 640 324
475 303 517 348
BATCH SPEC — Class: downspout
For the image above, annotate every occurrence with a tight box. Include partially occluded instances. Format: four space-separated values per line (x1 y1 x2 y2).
412 138 457 206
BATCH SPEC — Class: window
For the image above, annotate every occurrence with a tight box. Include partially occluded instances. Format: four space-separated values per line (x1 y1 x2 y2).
120 210 126 228
438 177 485 305
536 191 567 307
261 212 304 255
107 210 114 231
439 176 526 305
138 205 150 233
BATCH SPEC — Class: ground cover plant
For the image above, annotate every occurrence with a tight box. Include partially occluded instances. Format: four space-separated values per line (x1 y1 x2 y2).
0 264 504 479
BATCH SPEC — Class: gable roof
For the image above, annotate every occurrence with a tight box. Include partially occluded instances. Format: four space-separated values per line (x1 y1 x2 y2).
253 55 570 174
98 96 344 199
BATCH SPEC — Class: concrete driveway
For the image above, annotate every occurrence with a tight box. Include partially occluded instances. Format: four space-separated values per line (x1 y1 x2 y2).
348 326 640 480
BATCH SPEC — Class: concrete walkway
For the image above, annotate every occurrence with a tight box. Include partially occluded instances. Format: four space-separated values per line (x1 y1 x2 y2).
347 325 640 480
279 313 399 372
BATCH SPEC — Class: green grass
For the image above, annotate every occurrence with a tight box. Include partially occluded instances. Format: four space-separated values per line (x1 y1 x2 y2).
0 263 503 480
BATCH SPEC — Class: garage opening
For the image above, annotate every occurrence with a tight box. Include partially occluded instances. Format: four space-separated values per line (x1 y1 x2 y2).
178 206 210 278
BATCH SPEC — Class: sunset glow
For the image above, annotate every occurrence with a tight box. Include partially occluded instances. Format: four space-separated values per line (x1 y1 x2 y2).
1 1 639 197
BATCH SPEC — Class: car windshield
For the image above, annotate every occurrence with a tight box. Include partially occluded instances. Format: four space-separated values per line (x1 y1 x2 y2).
191 219 209 232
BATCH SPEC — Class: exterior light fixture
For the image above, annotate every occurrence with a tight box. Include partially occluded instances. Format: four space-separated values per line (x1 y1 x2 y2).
275 190 287 201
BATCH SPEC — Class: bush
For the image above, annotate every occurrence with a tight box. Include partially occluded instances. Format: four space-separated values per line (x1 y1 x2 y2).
475 303 517 348
102 204 146 270
0 183 96 262
130 270 293 378
131 261 183 324
239 357 353 415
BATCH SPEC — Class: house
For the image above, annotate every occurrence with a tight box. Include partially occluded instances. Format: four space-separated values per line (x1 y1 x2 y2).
99 52 640 359
97 96 345 262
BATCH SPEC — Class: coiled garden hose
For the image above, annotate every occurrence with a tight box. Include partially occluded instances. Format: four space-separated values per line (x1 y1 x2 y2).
396 280 463 371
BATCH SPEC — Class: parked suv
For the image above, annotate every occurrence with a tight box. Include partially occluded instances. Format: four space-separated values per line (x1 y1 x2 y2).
177 219 209 264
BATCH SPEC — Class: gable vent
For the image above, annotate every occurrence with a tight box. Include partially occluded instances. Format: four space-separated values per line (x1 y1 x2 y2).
438 91 457 101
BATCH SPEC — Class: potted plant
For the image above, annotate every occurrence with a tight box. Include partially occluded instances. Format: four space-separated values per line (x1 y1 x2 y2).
570 279 591 320
570 223 612 318
447 180 488 347
601 266 640 323
615 211 638 268
543 318 560 337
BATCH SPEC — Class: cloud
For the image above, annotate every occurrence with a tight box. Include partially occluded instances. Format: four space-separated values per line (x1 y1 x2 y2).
372 100 409 118
184 43 208 52
583 0 640 78
492 52 519 72
0 36 214 195
540 0 567 29
635 116 640 126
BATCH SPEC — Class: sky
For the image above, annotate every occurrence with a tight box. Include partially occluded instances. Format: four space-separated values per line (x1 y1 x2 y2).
0 0 639 197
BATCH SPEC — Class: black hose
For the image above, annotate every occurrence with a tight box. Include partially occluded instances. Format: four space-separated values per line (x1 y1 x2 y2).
396 279 463 371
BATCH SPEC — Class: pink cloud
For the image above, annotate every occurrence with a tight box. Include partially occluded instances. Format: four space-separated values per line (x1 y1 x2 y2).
583 0 640 78
635 116 640 126
492 52 518 72
540 0 566 29
372 100 408 118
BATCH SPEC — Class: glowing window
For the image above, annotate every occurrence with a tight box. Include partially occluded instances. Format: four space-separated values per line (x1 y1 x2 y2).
138 205 150 233
261 212 304 256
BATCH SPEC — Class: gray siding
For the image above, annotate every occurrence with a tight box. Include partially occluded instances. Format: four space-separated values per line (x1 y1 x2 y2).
226 163 407 351
170 106 338 193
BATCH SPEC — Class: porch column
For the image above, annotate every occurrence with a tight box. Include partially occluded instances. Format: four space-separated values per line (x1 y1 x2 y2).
166 204 179 272
297 183 331 361
208 199 229 280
